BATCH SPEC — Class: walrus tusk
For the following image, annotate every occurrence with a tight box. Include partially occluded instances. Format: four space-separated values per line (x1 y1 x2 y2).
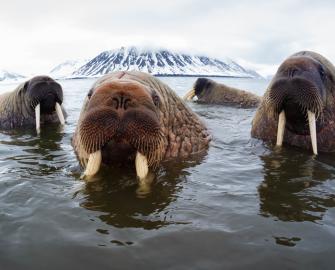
55 102 65 125
276 110 286 146
84 150 102 177
35 103 40 134
135 152 149 180
183 89 195 101
308 110 318 155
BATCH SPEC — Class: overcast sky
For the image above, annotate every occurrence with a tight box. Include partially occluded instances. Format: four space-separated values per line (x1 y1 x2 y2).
0 0 334 76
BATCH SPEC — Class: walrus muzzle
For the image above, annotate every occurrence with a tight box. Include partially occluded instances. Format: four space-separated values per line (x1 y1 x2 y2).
80 107 164 179
266 77 325 155
31 87 65 133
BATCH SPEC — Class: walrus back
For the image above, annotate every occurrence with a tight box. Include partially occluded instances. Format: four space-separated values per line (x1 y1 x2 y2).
0 84 33 129
207 84 261 108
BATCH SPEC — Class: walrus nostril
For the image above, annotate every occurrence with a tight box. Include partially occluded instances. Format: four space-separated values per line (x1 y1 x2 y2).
124 98 131 110
112 97 119 109
111 96 131 110
287 68 299 78
40 93 57 114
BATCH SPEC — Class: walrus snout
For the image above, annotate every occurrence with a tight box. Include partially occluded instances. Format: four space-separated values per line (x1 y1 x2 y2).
268 77 324 117
79 107 163 155
109 95 131 111
270 56 327 112
39 92 60 114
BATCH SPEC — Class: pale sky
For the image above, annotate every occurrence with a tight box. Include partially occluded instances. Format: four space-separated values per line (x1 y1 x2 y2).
0 0 334 77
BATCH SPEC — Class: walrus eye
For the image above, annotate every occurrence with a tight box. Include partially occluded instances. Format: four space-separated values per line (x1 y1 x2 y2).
22 81 29 92
87 89 93 99
319 67 326 81
152 94 160 107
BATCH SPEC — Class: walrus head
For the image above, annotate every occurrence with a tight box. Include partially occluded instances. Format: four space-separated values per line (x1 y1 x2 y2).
184 78 215 102
253 51 335 154
78 79 164 179
22 76 65 133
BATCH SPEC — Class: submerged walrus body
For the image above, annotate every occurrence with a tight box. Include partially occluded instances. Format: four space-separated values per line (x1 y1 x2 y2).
252 51 335 154
184 78 261 108
72 71 211 183
0 76 66 133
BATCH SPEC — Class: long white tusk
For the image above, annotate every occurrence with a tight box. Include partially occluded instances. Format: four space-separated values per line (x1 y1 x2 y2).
84 150 102 177
55 102 65 125
35 103 40 134
307 110 318 155
276 110 286 146
183 89 195 101
135 152 149 180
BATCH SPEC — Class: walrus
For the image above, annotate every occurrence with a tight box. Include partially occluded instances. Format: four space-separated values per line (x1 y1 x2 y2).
252 51 335 155
72 71 211 183
184 78 261 108
0 75 66 133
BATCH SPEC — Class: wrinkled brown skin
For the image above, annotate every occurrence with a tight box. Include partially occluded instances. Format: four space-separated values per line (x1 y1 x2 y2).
252 51 335 152
192 78 261 108
0 76 66 129
72 71 211 168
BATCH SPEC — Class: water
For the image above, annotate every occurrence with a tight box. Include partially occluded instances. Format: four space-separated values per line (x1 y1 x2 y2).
0 77 335 269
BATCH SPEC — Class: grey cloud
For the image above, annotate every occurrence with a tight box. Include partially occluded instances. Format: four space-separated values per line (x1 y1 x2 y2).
0 0 334 75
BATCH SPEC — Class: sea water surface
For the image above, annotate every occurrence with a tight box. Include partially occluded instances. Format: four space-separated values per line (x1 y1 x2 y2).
0 76 334 269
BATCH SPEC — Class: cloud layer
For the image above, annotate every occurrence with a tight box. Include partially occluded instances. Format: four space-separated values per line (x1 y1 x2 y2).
0 0 334 76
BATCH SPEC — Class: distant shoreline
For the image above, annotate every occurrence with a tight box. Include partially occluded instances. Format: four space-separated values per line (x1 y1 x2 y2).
59 74 258 80
0 74 263 84
155 74 255 78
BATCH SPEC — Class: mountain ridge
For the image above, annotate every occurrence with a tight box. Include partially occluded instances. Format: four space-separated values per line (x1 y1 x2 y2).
0 70 26 82
53 46 261 79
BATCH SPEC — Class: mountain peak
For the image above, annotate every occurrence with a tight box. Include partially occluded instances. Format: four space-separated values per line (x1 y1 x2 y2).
0 70 26 82
49 59 90 79
50 46 261 79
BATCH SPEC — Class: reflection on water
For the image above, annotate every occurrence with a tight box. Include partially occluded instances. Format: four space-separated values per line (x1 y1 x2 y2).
0 125 66 177
259 148 335 222
78 154 207 230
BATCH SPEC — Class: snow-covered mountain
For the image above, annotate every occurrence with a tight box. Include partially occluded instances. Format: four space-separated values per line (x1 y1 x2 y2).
72 46 261 78
49 59 89 79
0 70 26 82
